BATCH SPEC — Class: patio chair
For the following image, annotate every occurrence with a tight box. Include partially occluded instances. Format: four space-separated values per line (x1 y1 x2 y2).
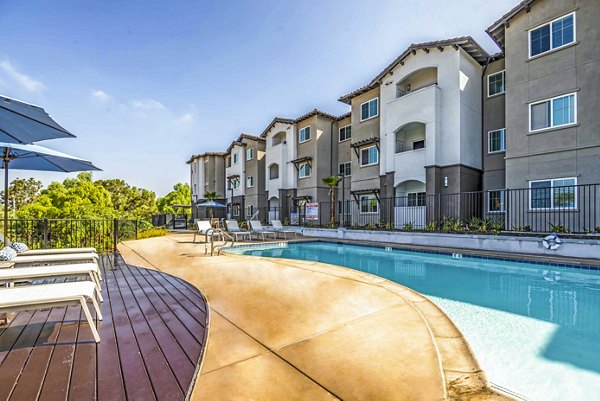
0 281 103 342
0 262 103 301
0 235 97 255
193 220 216 242
225 220 252 242
271 220 299 239
13 252 99 267
248 220 277 241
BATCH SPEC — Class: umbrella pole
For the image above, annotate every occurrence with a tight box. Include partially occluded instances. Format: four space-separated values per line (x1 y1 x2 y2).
3 149 8 246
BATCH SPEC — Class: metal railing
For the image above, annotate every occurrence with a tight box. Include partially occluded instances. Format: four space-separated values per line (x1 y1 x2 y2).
285 183 600 234
1 218 141 252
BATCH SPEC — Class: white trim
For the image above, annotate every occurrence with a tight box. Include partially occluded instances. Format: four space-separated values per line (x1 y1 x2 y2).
360 145 379 167
528 92 577 132
246 148 254 161
298 162 312 179
528 177 578 210
359 98 379 122
487 128 506 153
487 70 505 97
338 161 351 177
232 153 239 164
359 194 379 214
487 190 506 213
299 126 311 143
246 176 254 188
528 12 576 59
339 125 351 142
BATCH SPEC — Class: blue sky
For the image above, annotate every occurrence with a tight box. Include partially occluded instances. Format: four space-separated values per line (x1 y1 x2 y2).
0 0 513 196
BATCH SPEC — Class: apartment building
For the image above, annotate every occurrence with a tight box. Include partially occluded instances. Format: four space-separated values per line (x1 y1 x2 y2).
260 117 296 222
187 152 226 219
224 134 266 220
335 112 352 222
485 0 600 231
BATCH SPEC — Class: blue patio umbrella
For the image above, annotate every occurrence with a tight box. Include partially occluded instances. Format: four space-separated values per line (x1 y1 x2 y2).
0 142 101 243
196 200 226 208
0 94 75 144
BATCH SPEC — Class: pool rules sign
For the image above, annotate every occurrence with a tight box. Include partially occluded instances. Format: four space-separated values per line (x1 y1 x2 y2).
306 203 319 222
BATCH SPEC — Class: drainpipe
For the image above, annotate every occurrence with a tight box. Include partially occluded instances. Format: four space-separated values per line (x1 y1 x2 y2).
481 56 491 191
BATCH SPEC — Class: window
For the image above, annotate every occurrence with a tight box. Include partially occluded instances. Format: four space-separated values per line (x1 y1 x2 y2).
530 93 576 131
360 98 379 121
488 190 505 212
230 179 240 189
530 178 577 209
529 13 575 58
299 162 312 178
407 192 426 207
233 204 240 217
338 162 351 177
339 125 351 142
360 146 379 166
488 128 506 153
360 194 378 214
246 176 254 188
488 70 505 96
269 164 279 180
413 139 425 150
246 204 253 217
299 126 311 142
233 153 239 164
246 148 253 160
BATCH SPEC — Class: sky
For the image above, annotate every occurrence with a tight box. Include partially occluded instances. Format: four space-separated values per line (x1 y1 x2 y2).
0 0 514 196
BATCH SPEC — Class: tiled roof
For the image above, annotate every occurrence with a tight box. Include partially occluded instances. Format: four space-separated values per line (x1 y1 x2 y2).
186 151 227 164
259 117 295 138
339 36 491 104
225 133 264 153
294 109 337 123
487 0 536 49
336 111 351 121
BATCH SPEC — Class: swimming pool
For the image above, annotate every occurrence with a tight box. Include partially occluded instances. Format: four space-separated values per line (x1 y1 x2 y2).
229 241 600 401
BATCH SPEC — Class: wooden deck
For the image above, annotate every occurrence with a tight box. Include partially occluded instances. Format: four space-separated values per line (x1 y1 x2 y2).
0 253 209 401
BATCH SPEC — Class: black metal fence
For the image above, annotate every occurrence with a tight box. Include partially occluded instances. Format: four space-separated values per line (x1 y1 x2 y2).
1 219 140 252
288 184 600 234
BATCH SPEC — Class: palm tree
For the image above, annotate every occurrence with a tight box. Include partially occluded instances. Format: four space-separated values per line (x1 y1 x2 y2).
322 176 342 226
203 191 221 219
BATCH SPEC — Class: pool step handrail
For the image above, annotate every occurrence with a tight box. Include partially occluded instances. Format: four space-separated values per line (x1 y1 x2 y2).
204 228 234 256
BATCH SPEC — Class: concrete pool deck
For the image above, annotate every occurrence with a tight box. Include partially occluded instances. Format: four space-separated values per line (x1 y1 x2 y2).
119 234 511 400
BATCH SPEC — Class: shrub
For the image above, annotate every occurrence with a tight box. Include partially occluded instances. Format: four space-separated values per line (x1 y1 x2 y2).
513 225 532 232
403 222 414 231
595 226 600 234
441 217 464 232
137 228 169 239
467 217 482 231
425 221 437 231
549 223 570 234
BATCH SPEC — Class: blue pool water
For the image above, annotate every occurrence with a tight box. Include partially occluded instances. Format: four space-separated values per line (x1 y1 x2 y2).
230 241 600 401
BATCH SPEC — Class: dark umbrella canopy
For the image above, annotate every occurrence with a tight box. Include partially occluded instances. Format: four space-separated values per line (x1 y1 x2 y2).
0 94 75 144
1 142 101 244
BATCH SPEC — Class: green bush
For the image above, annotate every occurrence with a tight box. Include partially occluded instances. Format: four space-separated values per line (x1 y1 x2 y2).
137 228 169 239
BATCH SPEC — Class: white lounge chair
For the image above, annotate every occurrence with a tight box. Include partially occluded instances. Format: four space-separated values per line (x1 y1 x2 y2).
13 252 99 266
225 220 252 241
248 220 277 241
0 262 103 301
0 281 103 342
21 247 97 256
193 220 218 242
271 220 298 239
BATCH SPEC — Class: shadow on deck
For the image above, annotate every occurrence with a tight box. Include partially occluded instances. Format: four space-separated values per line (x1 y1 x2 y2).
0 253 209 401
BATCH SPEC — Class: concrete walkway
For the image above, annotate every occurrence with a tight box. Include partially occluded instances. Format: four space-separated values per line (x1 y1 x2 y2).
119 234 509 401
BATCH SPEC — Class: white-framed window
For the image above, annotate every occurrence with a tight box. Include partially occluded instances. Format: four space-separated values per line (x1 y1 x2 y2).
338 162 351 177
299 162 312 178
360 145 379 166
339 125 351 142
488 70 505 97
488 190 505 212
246 176 254 188
529 12 575 58
245 204 253 217
299 126 311 143
407 192 426 207
233 204 240 217
246 148 253 160
360 194 378 214
530 177 577 209
360 98 379 121
269 164 279 180
529 93 576 132
231 179 240 189
233 153 239 164
488 128 506 153
412 139 425 150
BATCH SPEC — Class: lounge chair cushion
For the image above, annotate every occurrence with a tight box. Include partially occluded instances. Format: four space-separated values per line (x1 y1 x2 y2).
0 247 17 261
10 242 29 254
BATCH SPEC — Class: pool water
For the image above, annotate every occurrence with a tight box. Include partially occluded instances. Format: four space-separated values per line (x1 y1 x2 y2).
230 241 600 401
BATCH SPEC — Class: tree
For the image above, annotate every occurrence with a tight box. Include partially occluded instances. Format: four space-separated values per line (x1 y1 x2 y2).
0 178 43 212
322 176 342 226
203 191 221 219
97 178 158 220
156 183 191 215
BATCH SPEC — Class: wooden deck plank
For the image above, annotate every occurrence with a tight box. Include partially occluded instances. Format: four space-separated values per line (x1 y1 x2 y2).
112 265 184 401
8 307 66 401
0 253 208 401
